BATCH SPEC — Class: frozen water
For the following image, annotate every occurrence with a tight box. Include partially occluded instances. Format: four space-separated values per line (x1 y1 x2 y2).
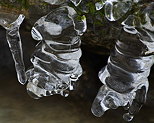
0 14 26 84
95 0 133 21
95 1 105 11
42 0 82 6
92 2 154 122
104 0 132 21
27 6 87 99
42 0 66 5
70 0 82 6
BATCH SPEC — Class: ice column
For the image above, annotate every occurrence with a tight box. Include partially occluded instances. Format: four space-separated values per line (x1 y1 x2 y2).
26 6 86 99
92 1 154 122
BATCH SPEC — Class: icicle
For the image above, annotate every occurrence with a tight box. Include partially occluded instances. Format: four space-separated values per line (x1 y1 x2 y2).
0 14 26 84
92 2 154 122
26 6 87 99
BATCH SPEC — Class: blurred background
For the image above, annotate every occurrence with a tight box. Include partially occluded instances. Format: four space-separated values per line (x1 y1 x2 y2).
0 0 154 123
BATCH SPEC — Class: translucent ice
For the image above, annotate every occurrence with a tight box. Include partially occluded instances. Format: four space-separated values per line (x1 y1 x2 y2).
95 1 105 11
27 6 87 99
0 14 26 84
95 0 133 21
70 0 82 6
104 0 132 21
92 2 154 122
42 0 82 6
42 0 66 5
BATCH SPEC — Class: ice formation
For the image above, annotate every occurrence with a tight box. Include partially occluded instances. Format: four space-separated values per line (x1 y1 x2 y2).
0 14 26 84
95 0 136 21
42 0 66 5
42 0 82 6
26 6 87 99
0 0 153 121
70 0 82 6
92 1 154 121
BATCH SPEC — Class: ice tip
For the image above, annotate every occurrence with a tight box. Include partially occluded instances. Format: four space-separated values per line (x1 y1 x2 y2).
17 73 27 85
91 100 105 117
19 80 27 85
27 90 40 99
123 113 134 122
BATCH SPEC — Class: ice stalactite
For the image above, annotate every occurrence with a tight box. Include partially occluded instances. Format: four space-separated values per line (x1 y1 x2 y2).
0 14 26 84
92 2 154 122
26 6 87 99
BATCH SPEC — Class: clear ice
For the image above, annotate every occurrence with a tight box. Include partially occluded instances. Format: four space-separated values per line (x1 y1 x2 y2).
42 0 82 6
26 6 87 99
70 0 82 6
42 0 66 5
95 0 132 21
0 0 153 121
92 1 154 122
0 14 26 84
